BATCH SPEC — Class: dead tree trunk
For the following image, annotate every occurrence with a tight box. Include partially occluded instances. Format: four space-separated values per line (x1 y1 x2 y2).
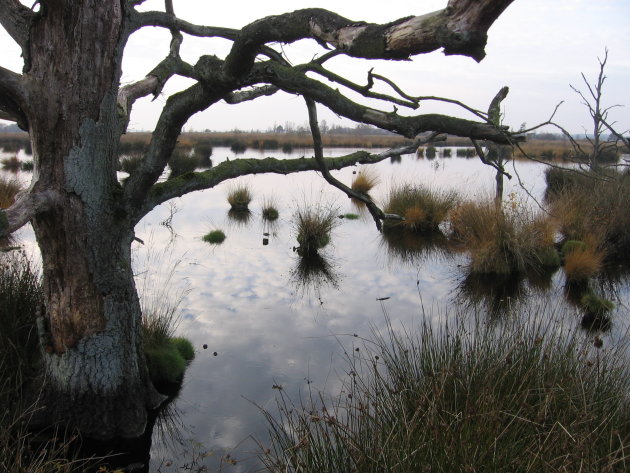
0 0 519 438
21 2 161 437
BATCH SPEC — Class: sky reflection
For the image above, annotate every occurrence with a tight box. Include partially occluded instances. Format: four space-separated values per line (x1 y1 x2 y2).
2 147 628 472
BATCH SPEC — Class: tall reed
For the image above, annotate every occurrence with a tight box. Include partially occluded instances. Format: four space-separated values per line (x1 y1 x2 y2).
384 183 458 233
261 309 630 472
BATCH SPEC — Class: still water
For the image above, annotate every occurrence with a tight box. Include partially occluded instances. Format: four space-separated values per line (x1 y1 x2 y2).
2 146 629 471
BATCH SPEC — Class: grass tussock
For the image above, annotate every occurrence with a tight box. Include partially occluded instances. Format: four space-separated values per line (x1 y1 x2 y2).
546 167 630 259
261 196 280 221
261 314 630 473
168 150 198 179
294 204 338 256
384 183 458 233
202 229 226 244
0 253 86 472
0 175 22 208
450 197 559 276
563 247 604 282
193 142 213 167
137 247 194 389
351 168 379 195
118 154 143 175
227 183 253 210
0 252 42 391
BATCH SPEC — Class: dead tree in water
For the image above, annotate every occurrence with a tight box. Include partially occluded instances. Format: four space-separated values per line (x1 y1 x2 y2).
0 0 520 438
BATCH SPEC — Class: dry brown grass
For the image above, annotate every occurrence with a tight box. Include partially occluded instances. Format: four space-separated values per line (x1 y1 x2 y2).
450 198 559 275
548 171 630 258
513 139 589 161
0 176 22 209
564 247 604 281
350 168 379 195
384 183 458 232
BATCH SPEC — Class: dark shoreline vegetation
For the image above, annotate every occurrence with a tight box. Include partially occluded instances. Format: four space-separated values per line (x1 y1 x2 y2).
0 250 196 472
1 130 627 165
262 311 630 472
1 143 629 470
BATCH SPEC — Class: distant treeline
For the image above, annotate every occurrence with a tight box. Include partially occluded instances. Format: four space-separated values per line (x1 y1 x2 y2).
1 127 627 164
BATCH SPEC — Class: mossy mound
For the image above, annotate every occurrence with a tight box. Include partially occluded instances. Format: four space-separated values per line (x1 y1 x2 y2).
145 337 195 386
172 337 195 361
203 230 226 244
145 343 187 384
536 246 561 268
580 293 614 316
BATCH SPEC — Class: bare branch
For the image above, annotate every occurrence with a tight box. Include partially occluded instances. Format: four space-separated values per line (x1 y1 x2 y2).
131 10 238 40
0 65 28 128
224 1 514 78
305 97 401 230
254 61 520 143
602 117 630 149
129 11 288 65
136 145 420 220
0 191 59 238
298 63 419 109
0 0 34 51
369 70 421 105
117 54 195 128
117 76 160 122
224 85 279 105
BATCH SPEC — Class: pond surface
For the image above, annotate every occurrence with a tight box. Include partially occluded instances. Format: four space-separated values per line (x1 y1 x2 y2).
2 146 629 472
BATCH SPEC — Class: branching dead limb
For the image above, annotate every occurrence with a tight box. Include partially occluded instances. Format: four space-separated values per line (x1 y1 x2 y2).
0 0 34 51
298 63 419 110
0 190 59 238
223 2 514 78
129 10 238 41
305 97 403 231
256 61 520 143
224 86 279 105
0 65 28 128
137 144 424 221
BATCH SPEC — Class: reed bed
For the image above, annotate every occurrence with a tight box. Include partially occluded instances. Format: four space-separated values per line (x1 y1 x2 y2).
450 197 559 276
546 168 630 260
383 183 458 233
261 310 630 473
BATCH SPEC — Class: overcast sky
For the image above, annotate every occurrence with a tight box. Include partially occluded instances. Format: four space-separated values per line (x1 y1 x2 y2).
1 0 629 134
